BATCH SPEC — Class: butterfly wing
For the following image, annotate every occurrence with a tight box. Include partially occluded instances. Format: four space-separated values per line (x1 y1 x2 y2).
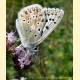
16 4 64 48
16 4 46 48
33 8 64 46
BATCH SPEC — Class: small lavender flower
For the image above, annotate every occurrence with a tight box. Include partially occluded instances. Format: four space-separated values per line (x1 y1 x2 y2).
6 32 16 47
6 32 17 52
13 45 33 69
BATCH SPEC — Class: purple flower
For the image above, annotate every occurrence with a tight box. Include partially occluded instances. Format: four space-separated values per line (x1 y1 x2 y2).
13 45 33 69
6 32 16 46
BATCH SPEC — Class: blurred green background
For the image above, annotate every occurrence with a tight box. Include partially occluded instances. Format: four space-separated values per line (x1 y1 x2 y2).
6 0 73 80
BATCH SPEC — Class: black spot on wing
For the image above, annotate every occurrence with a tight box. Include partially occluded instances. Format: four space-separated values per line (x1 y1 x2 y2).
51 13 53 15
55 13 57 15
36 15 37 18
39 14 42 16
41 31 43 36
33 15 35 18
46 19 48 22
49 18 51 21
48 14 50 16
37 23 39 24
38 28 40 31
52 19 54 21
23 19 26 21
35 34 37 37
46 26 49 30
54 22 56 24
41 19 45 22
28 21 30 23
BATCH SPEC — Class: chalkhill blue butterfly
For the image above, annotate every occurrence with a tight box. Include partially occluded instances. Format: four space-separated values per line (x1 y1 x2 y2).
14 4 64 69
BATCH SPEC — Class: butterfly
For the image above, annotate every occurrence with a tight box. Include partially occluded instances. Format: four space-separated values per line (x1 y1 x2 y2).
14 4 64 69
16 4 64 49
